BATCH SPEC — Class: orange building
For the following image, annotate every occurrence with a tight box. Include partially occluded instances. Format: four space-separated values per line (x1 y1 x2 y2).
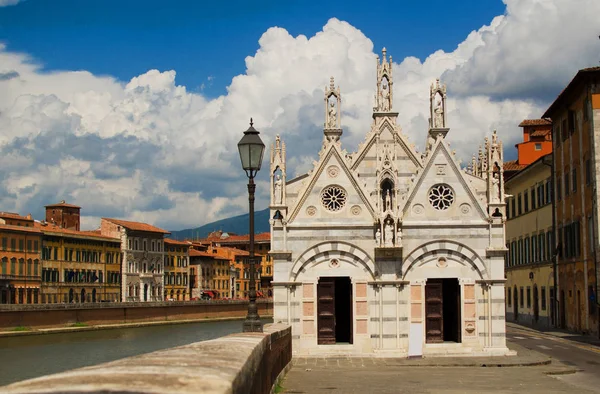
0 212 42 304
515 119 553 166
45 201 81 231
543 67 600 334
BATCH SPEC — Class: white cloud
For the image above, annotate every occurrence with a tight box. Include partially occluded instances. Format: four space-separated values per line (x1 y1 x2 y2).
0 0 596 230
0 0 23 7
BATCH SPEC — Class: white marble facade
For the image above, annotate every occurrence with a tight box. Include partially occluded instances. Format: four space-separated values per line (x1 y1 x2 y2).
270 49 510 356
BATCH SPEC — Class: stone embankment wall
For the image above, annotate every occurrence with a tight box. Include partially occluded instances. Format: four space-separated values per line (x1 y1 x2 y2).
0 300 273 329
2 323 292 394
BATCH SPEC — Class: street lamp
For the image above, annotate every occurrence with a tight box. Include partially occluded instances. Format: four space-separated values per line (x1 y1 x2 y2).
238 118 265 333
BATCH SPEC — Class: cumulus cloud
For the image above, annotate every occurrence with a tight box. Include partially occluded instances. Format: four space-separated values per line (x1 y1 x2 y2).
0 0 23 7
0 0 596 230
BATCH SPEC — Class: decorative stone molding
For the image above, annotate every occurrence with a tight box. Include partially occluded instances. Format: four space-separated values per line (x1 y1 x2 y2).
326 165 340 178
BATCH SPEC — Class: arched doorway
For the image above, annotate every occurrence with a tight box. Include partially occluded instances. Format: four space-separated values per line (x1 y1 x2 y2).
533 285 539 323
143 283 148 301
81 289 86 303
69 288 74 303
92 289 96 303
513 285 518 321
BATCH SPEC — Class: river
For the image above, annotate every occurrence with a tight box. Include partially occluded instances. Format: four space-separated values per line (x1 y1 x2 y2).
0 318 273 387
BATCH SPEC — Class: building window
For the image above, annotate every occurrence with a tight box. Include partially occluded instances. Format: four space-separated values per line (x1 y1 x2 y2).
527 287 531 308
556 175 562 201
586 158 592 186
531 236 537 263
535 143 542 151
524 190 529 212
518 239 523 265
428 184 455 211
520 287 524 308
321 185 348 212
572 168 577 193
531 188 536 210
565 173 570 196
568 110 576 134
511 197 516 218
18 239 24 251
508 288 512 307
541 287 546 310
589 286 596 315
538 233 545 261
517 194 522 215
589 216 594 252
511 241 517 267
524 238 530 264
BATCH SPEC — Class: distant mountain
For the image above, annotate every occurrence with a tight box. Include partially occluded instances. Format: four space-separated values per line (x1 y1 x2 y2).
169 208 271 240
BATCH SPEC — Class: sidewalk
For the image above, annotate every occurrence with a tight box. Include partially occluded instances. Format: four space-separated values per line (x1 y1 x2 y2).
282 343 580 394
507 321 600 348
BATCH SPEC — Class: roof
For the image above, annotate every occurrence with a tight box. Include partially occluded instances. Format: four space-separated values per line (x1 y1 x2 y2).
503 160 528 172
0 212 33 221
45 201 81 209
518 119 552 127
543 67 600 118
530 129 551 137
102 218 170 234
189 249 215 258
0 224 42 234
164 238 191 246
505 154 552 184
36 222 120 242
215 232 271 243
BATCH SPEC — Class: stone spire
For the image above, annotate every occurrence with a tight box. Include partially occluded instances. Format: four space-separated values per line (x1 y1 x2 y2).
323 76 342 145
374 48 394 113
425 78 449 154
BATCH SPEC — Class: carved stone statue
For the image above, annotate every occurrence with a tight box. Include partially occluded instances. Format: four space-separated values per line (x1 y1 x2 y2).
375 228 381 247
396 226 403 247
433 96 444 128
274 174 283 205
491 172 501 203
328 102 337 128
384 221 393 247
381 85 390 111
385 190 391 211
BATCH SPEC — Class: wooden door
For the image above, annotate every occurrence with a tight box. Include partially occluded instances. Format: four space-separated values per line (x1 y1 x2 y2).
425 280 443 343
317 277 336 344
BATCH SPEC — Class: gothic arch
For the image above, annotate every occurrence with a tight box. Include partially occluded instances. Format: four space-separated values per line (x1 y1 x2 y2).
290 241 376 281
402 240 488 280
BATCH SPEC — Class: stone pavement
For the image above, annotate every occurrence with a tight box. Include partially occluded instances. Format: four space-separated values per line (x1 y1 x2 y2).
280 342 588 393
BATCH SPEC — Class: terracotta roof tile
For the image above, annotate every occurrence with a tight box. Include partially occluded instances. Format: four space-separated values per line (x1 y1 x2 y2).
0 212 34 221
503 160 527 172
518 119 551 127
530 129 551 137
164 238 191 246
205 232 271 244
44 201 81 209
0 224 42 234
189 249 214 258
36 222 120 241
102 218 170 234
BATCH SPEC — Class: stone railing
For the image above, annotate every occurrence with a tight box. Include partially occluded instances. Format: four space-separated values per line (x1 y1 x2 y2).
1 323 292 394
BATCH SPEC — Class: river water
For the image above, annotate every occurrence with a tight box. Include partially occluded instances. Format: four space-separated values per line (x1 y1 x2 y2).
0 318 273 387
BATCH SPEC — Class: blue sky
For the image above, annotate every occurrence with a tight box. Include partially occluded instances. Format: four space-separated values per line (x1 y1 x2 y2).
0 0 598 231
0 0 505 97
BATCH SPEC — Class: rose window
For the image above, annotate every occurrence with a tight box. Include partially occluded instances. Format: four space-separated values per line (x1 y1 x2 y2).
428 184 454 210
321 185 347 212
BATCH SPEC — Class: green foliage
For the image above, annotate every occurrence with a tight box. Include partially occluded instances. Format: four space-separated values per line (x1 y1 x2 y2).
169 208 270 240
12 326 29 331
71 322 88 327
274 382 285 393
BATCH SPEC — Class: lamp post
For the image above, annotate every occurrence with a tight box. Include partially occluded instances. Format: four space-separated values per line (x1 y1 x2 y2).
238 118 265 333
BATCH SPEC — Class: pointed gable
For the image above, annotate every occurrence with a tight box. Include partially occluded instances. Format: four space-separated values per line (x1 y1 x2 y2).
402 139 488 222
287 144 375 224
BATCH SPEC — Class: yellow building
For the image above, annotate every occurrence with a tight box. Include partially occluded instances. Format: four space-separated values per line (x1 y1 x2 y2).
505 123 554 328
39 222 122 303
164 238 190 301
0 212 42 304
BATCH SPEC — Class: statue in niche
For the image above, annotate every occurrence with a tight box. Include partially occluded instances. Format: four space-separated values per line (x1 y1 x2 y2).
385 190 392 211
375 228 381 247
433 95 444 128
274 174 283 204
327 102 337 128
381 84 390 111
396 226 403 247
491 172 501 203
384 220 394 247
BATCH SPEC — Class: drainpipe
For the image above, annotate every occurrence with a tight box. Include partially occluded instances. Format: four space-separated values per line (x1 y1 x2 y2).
542 154 558 328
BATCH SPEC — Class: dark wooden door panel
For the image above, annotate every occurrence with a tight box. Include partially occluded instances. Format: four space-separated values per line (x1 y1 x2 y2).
425 280 443 343
317 278 336 345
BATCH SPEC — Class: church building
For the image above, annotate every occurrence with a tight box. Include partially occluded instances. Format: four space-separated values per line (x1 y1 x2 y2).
270 48 510 356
